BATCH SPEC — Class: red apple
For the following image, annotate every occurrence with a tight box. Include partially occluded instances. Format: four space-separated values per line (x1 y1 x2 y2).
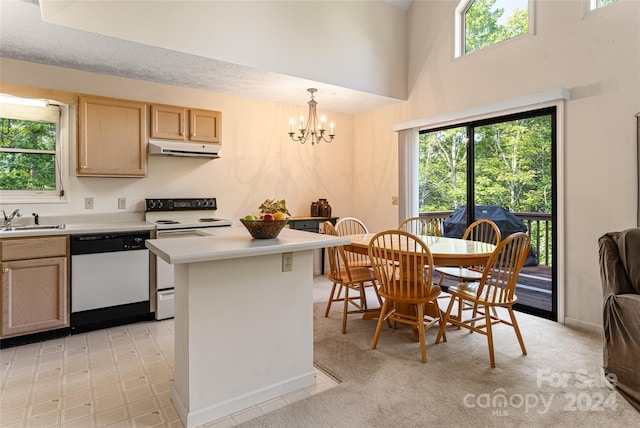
262 213 275 221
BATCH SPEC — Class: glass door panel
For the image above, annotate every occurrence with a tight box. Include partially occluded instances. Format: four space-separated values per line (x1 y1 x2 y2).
418 126 467 212
473 116 552 211
419 108 557 320
473 113 555 317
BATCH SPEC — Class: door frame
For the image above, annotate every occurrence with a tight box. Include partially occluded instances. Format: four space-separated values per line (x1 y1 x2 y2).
466 107 557 320
402 98 566 323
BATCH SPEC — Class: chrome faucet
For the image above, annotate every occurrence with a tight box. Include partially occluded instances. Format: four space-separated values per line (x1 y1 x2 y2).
2 209 22 227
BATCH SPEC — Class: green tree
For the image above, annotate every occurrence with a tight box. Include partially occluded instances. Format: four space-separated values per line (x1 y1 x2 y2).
419 115 552 214
473 116 552 214
0 118 57 191
465 0 528 54
419 128 467 211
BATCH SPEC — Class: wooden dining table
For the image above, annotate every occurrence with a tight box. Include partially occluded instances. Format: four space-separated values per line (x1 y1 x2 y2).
343 233 497 333
344 233 496 266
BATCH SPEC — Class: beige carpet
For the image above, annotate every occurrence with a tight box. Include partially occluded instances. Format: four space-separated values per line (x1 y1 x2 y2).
240 276 639 427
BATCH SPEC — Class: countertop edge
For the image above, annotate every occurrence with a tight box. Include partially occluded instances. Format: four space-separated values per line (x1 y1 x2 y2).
146 229 350 264
0 222 155 238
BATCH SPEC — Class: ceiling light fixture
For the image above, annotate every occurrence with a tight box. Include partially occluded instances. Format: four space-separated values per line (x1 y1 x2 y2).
288 88 335 145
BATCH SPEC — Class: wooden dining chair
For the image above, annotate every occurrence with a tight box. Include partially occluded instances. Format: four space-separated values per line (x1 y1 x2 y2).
368 230 445 363
398 217 442 237
435 219 502 319
335 217 371 268
435 232 530 368
323 222 382 333
335 217 369 235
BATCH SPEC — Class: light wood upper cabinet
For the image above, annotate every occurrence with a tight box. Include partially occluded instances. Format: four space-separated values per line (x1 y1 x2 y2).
150 104 187 140
78 95 147 177
151 104 221 144
189 108 221 143
1 236 69 338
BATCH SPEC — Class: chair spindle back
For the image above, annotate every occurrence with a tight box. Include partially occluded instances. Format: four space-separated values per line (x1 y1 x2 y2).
368 230 438 303
477 232 530 304
335 217 370 268
323 221 352 282
463 219 501 245
398 217 442 237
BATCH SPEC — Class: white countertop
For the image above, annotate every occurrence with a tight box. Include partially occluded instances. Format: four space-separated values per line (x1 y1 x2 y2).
0 212 157 238
146 226 350 264
0 221 154 238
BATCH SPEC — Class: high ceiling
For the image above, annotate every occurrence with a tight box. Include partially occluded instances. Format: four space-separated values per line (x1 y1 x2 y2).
0 0 411 114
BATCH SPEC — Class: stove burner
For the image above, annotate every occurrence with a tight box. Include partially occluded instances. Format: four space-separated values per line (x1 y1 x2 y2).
156 220 180 224
199 218 218 222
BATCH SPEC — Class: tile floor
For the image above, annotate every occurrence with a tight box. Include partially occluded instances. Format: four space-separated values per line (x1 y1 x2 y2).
0 319 339 427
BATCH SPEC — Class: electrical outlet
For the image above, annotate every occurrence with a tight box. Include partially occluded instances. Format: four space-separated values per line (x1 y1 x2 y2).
392 196 399 205
84 197 94 209
118 197 126 209
282 252 293 272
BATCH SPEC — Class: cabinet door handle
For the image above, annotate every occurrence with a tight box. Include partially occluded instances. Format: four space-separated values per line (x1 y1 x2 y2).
2 268 8 273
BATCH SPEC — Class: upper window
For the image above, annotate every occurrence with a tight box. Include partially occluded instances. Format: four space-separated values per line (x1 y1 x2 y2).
0 95 69 203
455 0 532 57
591 0 618 9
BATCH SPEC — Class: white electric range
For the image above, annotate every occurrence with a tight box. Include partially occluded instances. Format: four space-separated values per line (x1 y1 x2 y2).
145 198 232 319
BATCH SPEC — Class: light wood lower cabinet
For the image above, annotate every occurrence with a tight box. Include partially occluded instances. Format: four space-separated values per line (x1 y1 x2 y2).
0 236 69 338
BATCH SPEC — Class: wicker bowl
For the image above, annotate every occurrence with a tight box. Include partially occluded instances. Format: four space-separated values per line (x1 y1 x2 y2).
239 219 288 239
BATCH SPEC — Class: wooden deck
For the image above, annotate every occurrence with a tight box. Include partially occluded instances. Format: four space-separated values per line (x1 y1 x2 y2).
438 264 553 313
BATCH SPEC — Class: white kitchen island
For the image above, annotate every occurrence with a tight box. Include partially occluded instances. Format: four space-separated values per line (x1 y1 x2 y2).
145 226 349 428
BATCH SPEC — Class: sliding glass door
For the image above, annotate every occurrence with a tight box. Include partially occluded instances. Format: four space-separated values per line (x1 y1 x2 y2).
419 107 557 320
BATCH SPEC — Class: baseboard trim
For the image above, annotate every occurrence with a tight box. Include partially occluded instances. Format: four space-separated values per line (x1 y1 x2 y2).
564 317 601 334
175 370 316 427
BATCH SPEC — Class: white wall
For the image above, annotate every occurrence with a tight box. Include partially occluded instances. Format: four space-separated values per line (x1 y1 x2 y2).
0 58 355 222
2 1 638 329
39 0 407 99
351 0 640 329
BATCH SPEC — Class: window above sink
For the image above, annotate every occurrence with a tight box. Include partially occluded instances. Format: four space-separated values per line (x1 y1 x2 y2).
0 94 70 204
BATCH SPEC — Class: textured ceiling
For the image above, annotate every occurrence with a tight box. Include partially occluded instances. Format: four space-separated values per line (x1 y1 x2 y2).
0 0 407 114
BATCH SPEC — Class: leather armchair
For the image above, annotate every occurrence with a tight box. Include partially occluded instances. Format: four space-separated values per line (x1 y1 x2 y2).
599 227 640 412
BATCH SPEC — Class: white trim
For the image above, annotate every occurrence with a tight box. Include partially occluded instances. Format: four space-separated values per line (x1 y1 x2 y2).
556 99 566 324
564 317 602 334
393 88 570 132
453 0 468 58
394 91 567 323
397 129 419 224
636 112 640 228
527 0 536 37
0 103 70 204
454 0 536 59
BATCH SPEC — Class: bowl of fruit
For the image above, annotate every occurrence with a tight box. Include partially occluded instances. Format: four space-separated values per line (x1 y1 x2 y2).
240 199 290 239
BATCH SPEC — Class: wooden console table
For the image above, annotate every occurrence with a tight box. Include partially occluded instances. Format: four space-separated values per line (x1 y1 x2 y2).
288 216 338 274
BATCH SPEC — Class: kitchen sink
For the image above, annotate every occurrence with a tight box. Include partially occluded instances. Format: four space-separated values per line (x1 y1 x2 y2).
1 224 66 232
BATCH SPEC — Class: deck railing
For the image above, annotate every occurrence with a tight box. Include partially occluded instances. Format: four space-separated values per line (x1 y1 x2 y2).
420 211 553 266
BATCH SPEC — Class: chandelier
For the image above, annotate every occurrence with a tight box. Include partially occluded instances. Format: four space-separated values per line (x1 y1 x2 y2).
288 88 335 145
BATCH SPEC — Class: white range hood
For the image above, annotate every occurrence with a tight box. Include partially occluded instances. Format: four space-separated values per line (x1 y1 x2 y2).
148 140 220 159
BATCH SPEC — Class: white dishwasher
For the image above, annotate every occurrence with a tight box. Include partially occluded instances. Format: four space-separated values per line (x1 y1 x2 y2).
70 230 151 333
